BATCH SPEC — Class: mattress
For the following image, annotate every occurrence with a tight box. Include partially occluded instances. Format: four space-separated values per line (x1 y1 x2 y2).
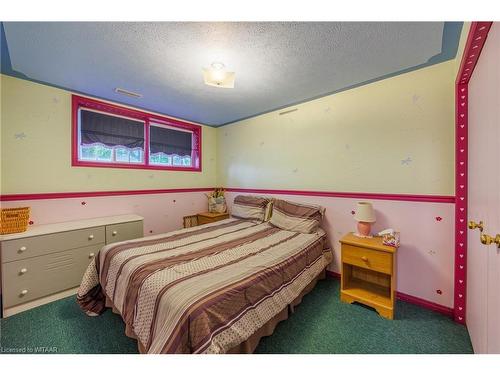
77 218 332 353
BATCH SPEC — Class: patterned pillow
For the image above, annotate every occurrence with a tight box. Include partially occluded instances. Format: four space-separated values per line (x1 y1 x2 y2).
231 195 271 221
270 199 325 233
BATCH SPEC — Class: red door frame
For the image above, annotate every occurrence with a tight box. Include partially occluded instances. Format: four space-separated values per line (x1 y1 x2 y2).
454 21 493 324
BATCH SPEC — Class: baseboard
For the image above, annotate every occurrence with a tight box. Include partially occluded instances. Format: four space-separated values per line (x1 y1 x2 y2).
396 291 454 317
325 270 454 317
326 270 341 279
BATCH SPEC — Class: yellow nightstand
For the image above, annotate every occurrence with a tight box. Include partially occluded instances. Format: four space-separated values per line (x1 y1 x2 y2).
339 233 398 319
197 212 230 225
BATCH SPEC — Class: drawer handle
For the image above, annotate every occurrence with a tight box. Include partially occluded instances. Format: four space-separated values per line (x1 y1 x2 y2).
88 234 94 240
89 253 95 259
19 246 27 253
361 256 368 262
20 289 28 296
19 268 28 275
112 231 118 236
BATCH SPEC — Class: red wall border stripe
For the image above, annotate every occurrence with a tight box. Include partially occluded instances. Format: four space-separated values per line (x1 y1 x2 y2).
0 188 456 203
0 188 213 201
453 21 493 324
226 187 455 203
396 292 454 317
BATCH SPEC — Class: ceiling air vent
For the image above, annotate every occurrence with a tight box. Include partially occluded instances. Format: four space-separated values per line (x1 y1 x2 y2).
279 108 298 116
114 88 143 98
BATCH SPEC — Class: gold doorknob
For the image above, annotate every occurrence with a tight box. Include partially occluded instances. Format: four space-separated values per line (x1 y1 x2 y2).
468 220 484 232
480 233 500 247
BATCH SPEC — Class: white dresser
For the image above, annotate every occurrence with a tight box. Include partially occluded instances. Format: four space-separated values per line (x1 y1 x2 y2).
0 214 143 317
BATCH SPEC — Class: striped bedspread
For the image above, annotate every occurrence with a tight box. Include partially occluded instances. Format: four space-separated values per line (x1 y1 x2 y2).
77 218 332 354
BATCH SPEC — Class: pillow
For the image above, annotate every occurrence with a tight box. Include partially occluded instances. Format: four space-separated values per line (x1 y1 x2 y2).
270 199 325 233
231 195 271 221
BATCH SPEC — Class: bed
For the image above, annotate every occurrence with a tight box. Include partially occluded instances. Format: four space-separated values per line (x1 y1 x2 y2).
77 217 332 354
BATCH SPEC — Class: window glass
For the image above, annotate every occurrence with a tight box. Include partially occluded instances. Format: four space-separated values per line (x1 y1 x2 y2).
79 109 145 164
149 124 193 167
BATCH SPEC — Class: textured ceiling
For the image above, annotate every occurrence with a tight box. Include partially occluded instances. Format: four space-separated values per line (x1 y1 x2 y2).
1 22 461 126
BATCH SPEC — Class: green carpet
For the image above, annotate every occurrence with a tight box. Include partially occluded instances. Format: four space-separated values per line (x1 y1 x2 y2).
0 278 473 354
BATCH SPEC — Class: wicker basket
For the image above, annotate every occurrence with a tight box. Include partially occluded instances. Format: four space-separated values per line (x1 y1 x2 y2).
0 207 31 235
183 214 198 228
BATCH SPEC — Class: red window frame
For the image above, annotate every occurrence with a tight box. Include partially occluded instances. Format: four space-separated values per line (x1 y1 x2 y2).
71 95 202 172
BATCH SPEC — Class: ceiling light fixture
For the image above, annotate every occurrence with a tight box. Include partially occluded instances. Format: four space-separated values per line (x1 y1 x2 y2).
203 62 235 89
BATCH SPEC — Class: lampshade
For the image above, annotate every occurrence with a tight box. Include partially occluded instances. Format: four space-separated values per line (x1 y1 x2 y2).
354 202 376 223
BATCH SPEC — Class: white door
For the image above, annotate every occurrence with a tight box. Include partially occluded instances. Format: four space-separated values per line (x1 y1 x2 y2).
467 22 500 354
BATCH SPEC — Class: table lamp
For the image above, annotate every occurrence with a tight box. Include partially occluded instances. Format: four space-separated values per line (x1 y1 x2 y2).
354 202 376 237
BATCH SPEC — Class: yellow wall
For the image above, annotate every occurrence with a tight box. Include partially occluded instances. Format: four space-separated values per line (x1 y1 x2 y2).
0 74 217 194
217 60 457 195
1 54 461 196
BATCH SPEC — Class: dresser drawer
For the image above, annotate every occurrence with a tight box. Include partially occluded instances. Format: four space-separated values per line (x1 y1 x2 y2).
1 227 105 263
342 244 392 274
106 221 143 244
1 244 101 308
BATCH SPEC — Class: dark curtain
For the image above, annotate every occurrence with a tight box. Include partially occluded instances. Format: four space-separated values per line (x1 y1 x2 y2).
80 109 144 148
150 125 192 156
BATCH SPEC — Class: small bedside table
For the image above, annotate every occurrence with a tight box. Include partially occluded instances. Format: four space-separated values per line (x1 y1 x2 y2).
197 212 230 225
339 233 398 319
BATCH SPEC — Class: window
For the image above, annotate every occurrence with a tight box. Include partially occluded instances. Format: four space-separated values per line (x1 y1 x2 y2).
79 109 145 164
72 95 201 171
149 124 193 167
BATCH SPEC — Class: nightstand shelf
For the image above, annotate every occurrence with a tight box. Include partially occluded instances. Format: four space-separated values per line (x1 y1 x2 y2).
339 232 398 319
341 277 392 309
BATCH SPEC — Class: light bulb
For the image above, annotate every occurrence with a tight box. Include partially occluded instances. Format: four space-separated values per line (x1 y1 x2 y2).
210 69 227 83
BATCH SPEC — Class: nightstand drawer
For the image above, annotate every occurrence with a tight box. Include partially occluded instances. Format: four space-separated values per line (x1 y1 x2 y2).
342 244 392 274
197 213 229 225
